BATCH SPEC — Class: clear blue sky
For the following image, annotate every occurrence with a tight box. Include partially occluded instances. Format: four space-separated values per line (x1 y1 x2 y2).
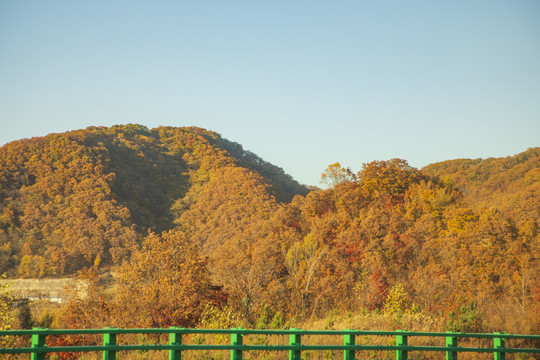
1 1 539 186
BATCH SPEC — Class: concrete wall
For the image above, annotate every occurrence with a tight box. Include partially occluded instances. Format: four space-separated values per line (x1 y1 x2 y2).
0 278 87 303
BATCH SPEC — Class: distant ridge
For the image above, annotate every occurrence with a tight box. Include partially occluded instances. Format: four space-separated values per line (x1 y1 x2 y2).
423 147 540 220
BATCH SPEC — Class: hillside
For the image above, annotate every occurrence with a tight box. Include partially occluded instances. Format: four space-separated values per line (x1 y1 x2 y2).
423 147 540 221
0 124 308 277
0 127 537 335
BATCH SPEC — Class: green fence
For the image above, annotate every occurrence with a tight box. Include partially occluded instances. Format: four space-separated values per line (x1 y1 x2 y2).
0 327 539 360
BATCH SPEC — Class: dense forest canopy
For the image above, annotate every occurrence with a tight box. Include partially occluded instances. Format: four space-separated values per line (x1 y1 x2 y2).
0 125 307 276
0 125 538 336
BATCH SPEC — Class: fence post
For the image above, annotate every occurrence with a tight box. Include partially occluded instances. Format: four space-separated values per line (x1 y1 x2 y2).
31 327 47 360
231 327 243 360
493 332 506 360
445 332 458 360
103 327 117 360
396 330 408 360
169 327 183 360
344 329 355 360
289 328 302 360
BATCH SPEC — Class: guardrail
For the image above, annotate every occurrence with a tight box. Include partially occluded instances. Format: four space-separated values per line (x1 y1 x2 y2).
1 327 538 359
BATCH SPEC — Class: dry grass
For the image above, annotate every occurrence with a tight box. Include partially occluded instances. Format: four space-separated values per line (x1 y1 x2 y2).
4 311 537 360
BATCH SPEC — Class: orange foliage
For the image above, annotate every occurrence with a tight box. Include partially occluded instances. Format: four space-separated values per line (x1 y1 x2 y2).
0 126 537 334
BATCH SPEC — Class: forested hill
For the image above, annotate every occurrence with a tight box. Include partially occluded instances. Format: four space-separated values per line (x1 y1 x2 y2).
0 124 308 276
0 125 538 334
423 147 540 221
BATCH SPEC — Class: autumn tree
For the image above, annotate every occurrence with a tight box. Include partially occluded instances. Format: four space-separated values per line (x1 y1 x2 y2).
320 162 355 188
179 166 281 322
358 159 423 201
284 234 329 318
110 230 226 328
0 274 14 331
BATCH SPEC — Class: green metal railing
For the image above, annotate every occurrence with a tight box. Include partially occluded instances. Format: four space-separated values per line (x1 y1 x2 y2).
0 327 538 359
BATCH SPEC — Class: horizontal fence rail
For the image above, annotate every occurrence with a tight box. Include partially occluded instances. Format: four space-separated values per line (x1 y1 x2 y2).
0 327 539 360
